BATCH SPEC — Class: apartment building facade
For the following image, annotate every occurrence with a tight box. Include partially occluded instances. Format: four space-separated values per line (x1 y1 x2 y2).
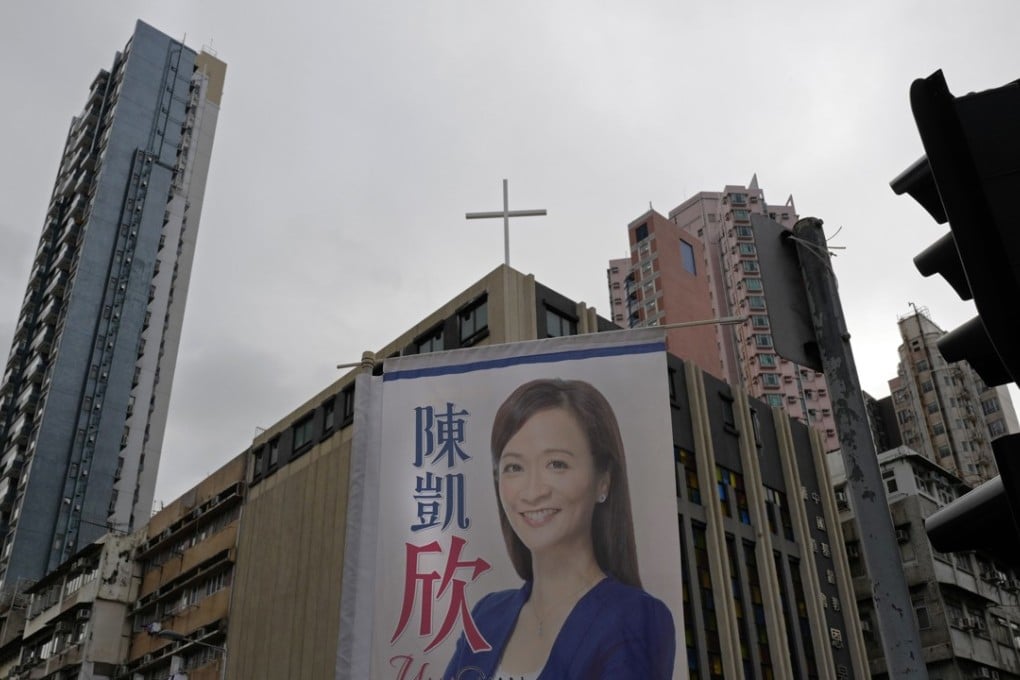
885 307 1019 487
832 447 1020 679
0 21 225 589
609 178 840 453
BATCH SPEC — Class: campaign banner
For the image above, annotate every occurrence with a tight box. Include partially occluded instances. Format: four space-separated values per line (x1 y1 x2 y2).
341 330 685 679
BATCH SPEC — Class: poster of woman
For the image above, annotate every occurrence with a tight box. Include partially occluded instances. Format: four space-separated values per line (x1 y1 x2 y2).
350 330 686 679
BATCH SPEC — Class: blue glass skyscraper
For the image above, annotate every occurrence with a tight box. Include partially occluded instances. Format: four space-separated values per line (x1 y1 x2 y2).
0 20 225 590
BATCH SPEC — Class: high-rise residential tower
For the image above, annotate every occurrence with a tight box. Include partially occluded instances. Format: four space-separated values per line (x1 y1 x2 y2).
0 21 225 589
608 177 840 452
884 306 1018 486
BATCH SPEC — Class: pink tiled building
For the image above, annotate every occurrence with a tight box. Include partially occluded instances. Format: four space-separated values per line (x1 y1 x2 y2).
609 176 839 451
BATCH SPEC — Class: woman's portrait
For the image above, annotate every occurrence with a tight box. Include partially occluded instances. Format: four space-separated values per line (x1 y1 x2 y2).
444 378 676 680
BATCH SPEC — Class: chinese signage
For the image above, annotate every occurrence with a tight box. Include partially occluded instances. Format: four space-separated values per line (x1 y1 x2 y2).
341 331 685 679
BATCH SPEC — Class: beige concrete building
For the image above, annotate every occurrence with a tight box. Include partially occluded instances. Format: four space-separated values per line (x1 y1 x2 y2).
223 264 866 679
123 454 244 680
832 447 1020 679
887 307 1019 487
13 532 141 679
225 265 609 679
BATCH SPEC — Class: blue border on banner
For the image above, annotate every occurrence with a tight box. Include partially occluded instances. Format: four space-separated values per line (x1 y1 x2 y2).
382 341 666 382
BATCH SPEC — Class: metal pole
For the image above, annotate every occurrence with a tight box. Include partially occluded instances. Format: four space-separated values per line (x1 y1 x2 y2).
502 178 510 268
792 218 928 678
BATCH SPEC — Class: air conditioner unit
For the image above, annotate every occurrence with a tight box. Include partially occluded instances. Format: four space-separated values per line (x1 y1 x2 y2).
860 620 871 633
896 528 910 544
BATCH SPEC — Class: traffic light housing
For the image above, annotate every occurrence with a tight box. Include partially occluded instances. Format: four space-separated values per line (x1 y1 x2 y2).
891 69 1020 387
893 69 1020 566
752 214 822 371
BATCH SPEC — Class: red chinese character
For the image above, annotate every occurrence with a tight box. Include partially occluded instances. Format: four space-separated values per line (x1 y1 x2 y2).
391 536 492 654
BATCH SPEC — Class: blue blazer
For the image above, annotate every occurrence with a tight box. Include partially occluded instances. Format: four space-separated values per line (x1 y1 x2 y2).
442 577 676 680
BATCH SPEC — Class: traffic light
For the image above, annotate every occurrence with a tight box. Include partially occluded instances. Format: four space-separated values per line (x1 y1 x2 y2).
891 69 1020 386
925 433 1020 567
752 214 822 371
892 69 1020 566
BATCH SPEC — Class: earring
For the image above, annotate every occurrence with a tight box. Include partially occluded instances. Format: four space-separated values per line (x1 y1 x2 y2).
597 494 607 503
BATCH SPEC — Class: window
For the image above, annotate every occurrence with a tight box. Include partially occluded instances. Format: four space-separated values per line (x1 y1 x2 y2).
268 437 280 467
751 315 769 329
990 419 1007 437
720 396 737 433
754 334 773 348
459 296 488 345
741 260 759 273
735 226 753 238
982 398 1001 415
745 278 763 291
733 209 751 221
761 373 780 387
340 384 356 427
546 307 577 338
716 466 751 524
758 354 777 368
322 397 336 433
747 295 766 310
251 448 265 479
680 240 697 274
634 223 649 242
293 415 314 451
738 243 757 256
675 447 701 504
416 325 444 354
766 394 783 408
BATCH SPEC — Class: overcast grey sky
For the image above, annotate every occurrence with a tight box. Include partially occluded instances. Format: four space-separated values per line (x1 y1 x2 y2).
2 1 1019 506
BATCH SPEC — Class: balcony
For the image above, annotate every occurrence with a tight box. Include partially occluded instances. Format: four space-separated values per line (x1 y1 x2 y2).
0 444 25 476
67 193 88 221
52 243 74 273
7 338 29 365
8 413 32 446
14 384 40 415
28 327 54 357
57 218 82 250
34 239 53 267
38 297 60 325
72 168 92 195
141 522 238 596
25 349 49 379
42 271 68 301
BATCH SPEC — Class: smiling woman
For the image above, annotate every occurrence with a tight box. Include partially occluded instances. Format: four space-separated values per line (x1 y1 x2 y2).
443 379 675 680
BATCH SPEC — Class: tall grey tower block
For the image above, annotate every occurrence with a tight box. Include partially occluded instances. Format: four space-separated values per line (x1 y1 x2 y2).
0 20 225 590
